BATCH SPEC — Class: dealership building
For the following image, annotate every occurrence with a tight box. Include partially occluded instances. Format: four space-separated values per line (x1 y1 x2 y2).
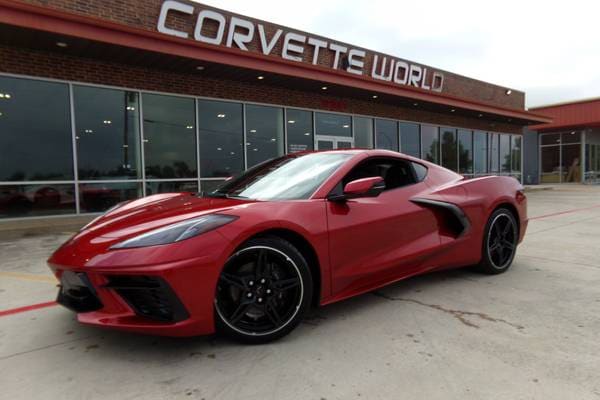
0 0 553 220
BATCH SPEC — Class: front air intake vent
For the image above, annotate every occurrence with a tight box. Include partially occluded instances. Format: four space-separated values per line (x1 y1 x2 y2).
105 275 189 322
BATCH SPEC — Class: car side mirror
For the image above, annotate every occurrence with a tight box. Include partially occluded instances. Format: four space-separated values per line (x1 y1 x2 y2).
328 177 386 202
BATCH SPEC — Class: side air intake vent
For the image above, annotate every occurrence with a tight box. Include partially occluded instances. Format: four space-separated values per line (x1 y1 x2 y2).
105 275 189 322
411 198 471 238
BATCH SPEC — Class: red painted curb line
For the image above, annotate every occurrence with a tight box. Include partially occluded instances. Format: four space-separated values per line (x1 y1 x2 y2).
529 204 600 221
0 301 58 317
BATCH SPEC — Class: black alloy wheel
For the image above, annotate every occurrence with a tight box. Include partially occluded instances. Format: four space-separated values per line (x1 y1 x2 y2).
215 236 313 343
476 208 518 274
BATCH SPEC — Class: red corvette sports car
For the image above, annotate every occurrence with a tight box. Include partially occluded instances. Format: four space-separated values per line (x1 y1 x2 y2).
48 149 527 343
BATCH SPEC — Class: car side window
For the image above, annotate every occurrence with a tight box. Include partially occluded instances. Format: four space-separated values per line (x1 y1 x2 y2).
335 157 418 194
411 162 428 182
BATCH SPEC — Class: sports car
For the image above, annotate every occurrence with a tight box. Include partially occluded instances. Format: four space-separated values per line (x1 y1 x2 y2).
48 149 527 343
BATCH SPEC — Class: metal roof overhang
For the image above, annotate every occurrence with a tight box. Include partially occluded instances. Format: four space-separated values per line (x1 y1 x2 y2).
0 0 552 125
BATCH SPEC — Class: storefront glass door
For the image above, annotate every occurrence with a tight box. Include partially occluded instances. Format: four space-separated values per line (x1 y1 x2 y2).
315 135 354 150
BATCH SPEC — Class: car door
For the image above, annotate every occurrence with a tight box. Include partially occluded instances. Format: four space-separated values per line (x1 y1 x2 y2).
326 157 441 297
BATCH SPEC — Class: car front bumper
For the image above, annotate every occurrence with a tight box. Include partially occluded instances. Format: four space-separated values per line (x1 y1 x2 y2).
47 230 234 337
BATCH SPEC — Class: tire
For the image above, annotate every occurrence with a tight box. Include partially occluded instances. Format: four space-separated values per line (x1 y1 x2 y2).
214 236 313 344
476 208 519 275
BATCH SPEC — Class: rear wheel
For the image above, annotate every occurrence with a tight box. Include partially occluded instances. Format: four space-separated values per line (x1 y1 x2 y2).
214 236 313 344
476 208 518 274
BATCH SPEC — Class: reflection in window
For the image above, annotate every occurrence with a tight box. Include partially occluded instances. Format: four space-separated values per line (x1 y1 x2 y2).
562 144 582 182
143 94 196 179
499 134 511 173
74 86 141 180
474 131 487 174
375 119 398 151
0 184 75 218
511 135 522 173
489 133 499 173
440 127 457 171
286 109 313 153
421 125 439 164
315 112 352 136
354 117 373 148
198 100 243 177
0 76 73 181
145 181 198 195
201 179 227 194
458 129 473 174
540 146 560 183
79 182 142 213
400 122 420 157
246 105 284 168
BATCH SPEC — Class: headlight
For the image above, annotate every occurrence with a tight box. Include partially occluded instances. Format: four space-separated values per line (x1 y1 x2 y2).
110 214 238 249
80 201 130 231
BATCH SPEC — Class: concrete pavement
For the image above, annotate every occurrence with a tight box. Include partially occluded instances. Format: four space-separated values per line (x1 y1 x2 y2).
1 186 599 400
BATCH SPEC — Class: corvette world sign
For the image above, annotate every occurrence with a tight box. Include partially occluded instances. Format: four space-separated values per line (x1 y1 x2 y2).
157 0 445 92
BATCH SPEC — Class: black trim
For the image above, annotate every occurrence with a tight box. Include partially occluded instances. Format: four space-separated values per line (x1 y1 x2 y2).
411 198 471 237
105 275 189 323
57 271 103 313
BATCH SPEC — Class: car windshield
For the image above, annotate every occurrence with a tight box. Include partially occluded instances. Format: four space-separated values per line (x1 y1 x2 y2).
207 152 352 201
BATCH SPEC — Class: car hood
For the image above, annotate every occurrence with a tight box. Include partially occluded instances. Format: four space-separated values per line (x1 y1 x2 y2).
66 193 252 247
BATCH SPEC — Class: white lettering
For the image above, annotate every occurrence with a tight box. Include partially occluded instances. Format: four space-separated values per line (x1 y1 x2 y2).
393 60 409 84
329 43 347 69
371 55 395 82
431 72 444 92
408 65 422 87
194 10 226 45
157 0 194 39
346 49 365 75
420 68 431 90
282 32 306 62
257 24 282 55
307 37 328 65
226 16 254 50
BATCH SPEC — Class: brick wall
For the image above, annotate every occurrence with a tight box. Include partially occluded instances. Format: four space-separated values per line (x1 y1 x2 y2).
0 43 523 134
17 0 525 111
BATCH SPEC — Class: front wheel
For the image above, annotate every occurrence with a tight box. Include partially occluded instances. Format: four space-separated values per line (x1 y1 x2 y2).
476 208 519 274
214 236 313 344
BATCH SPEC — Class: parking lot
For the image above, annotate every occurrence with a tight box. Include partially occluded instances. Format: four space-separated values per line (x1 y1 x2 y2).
1 185 600 400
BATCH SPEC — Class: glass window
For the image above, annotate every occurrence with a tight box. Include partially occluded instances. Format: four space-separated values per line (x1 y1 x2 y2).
211 153 351 200
198 100 243 177
500 134 511 173
145 181 198 195
200 179 227 194
375 119 398 151
562 131 581 144
540 146 561 183
440 127 457 171
458 129 473 175
562 144 582 182
79 182 142 213
489 133 499 173
286 109 313 153
0 184 75 218
74 85 141 180
541 133 561 146
474 130 487 174
315 112 352 136
354 117 373 148
421 125 439 164
400 122 420 157
0 76 73 181
511 135 522 174
142 93 196 179
246 105 284 168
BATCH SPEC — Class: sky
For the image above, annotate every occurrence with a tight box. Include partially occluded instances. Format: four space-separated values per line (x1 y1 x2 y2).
198 0 600 108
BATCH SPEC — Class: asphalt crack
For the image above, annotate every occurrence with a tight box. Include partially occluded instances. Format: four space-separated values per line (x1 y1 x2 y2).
372 291 525 331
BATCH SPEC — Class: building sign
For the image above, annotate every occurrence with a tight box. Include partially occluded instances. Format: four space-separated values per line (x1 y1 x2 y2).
157 0 444 92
